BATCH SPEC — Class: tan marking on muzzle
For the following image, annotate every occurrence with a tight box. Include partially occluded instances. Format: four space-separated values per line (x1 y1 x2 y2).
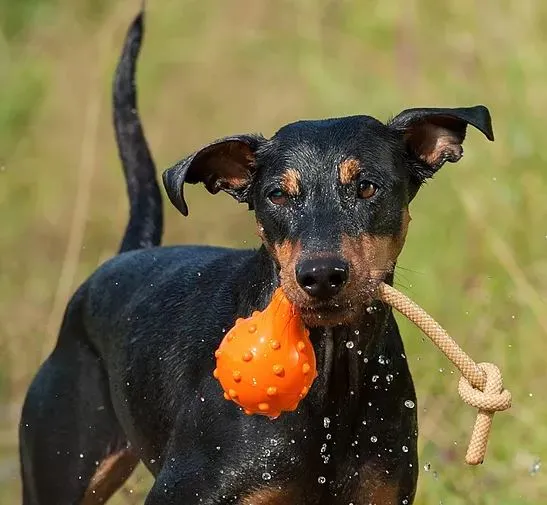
274 240 301 271
82 447 139 505
341 208 411 282
273 240 302 302
338 157 361 185
280 168 301 196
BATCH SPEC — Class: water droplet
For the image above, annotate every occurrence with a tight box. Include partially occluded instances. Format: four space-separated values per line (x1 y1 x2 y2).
402 445 408 452
404 400 415 409
323 417 331 428
423 462 431 472
79 453 84 458
530 458 541 475
317 476 326 484
402 500 409 504
320 443 327 453
354 329 360 335
363 357 369 364
262 472 272 481
386 374 393 383
370 436 378 443
216 446 221 451
150 458 156 464
346 341 354 349
326 433 332 440
270 438 278 446
372 375 379 383
378 355 386 365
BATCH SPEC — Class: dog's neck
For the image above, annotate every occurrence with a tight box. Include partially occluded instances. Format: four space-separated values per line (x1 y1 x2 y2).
309 311 394 410
236 245 399 412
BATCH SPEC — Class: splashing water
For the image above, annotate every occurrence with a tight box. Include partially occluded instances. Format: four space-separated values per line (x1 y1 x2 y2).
530 458 541 476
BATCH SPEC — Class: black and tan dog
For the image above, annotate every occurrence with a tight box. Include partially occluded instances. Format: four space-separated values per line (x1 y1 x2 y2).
19 9 494 505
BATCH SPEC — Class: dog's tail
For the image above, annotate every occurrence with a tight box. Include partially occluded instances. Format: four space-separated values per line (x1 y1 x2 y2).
114 9 163 253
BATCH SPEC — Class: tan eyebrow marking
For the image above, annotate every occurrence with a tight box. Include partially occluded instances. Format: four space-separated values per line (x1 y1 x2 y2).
339 157 361 184
280 168 301 196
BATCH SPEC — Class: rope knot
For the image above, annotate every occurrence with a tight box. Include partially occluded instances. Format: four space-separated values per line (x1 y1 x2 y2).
377 283 512 466
458 362 512 412
457 362 512 465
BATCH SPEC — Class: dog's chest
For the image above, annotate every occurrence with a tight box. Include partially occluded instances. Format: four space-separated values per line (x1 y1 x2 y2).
240 415 415 505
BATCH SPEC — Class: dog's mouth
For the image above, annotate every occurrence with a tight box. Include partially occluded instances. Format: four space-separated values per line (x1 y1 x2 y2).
298 303 353 327
286 280 384 328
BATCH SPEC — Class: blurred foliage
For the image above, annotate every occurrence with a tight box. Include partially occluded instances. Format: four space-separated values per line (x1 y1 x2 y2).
1 0 546 503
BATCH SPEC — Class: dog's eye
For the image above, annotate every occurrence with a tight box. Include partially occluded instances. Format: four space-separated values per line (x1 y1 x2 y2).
357 180 378 199
268 188 289 205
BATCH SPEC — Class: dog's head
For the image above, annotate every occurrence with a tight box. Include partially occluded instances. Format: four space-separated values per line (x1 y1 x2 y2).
163 106 493 327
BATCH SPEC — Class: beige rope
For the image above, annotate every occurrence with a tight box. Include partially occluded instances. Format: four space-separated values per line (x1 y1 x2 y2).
378 282 512 465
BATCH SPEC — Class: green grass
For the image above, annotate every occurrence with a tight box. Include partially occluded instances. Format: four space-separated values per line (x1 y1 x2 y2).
1 0 546 503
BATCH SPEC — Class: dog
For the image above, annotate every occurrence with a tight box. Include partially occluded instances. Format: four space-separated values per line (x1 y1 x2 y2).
19 9 494 505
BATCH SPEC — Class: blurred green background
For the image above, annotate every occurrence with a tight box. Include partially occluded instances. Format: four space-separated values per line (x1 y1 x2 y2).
1 0 546 503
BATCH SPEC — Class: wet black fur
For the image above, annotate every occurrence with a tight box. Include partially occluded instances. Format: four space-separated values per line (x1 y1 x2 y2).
19 9 494 505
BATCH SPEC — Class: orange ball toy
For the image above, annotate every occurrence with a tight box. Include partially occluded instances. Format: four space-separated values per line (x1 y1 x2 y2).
213 288 317 419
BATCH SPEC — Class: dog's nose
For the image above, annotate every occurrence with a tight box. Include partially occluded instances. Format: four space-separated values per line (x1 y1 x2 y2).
295 257 349 299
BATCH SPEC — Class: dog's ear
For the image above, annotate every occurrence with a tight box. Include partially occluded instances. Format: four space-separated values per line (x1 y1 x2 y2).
162 134 265 216
389 105 494 182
